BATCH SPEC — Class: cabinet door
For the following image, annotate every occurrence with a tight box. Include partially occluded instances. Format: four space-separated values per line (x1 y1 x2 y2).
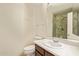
45 51 55 56
35 44 44 55
35 44 55 56
35 51 42 56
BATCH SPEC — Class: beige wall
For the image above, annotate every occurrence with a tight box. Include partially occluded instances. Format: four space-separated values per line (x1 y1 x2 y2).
30 3 52 38
0 3 25 56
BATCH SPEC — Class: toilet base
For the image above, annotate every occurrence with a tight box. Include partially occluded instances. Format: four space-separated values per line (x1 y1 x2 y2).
24 51 35 56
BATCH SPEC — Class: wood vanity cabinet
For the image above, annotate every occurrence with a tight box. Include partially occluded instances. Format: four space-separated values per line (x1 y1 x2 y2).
35 44 55 56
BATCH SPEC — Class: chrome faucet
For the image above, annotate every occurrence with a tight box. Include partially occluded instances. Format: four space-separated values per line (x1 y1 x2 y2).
53 37 59 43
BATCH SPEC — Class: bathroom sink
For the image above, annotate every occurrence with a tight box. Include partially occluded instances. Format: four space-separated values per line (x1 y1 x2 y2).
42 39 62 48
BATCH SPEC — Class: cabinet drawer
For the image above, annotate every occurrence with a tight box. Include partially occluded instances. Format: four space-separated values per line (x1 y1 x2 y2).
45 51 55 56
35 51 42 56
35 44 44 55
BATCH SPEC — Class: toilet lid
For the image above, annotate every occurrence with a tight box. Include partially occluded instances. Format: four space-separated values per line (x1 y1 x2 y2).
24 45 35 51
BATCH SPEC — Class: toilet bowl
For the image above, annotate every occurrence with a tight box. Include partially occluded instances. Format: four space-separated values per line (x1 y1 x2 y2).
24 36 43 56
24 45 35 56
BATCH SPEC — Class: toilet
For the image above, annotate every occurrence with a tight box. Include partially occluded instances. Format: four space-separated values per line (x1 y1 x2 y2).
24 36 43 56
24 45 35 56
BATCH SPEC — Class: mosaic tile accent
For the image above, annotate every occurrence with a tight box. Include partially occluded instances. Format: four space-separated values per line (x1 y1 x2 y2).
53 13 67 38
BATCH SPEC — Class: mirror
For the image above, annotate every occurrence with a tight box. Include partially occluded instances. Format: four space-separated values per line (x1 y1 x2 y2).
51 4 79 39
53 9 79 39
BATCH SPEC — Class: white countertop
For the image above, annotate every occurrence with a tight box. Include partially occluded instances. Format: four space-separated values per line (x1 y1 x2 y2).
34 39 79 56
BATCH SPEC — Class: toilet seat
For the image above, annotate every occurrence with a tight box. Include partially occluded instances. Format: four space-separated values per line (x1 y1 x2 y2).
24 45 35 51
